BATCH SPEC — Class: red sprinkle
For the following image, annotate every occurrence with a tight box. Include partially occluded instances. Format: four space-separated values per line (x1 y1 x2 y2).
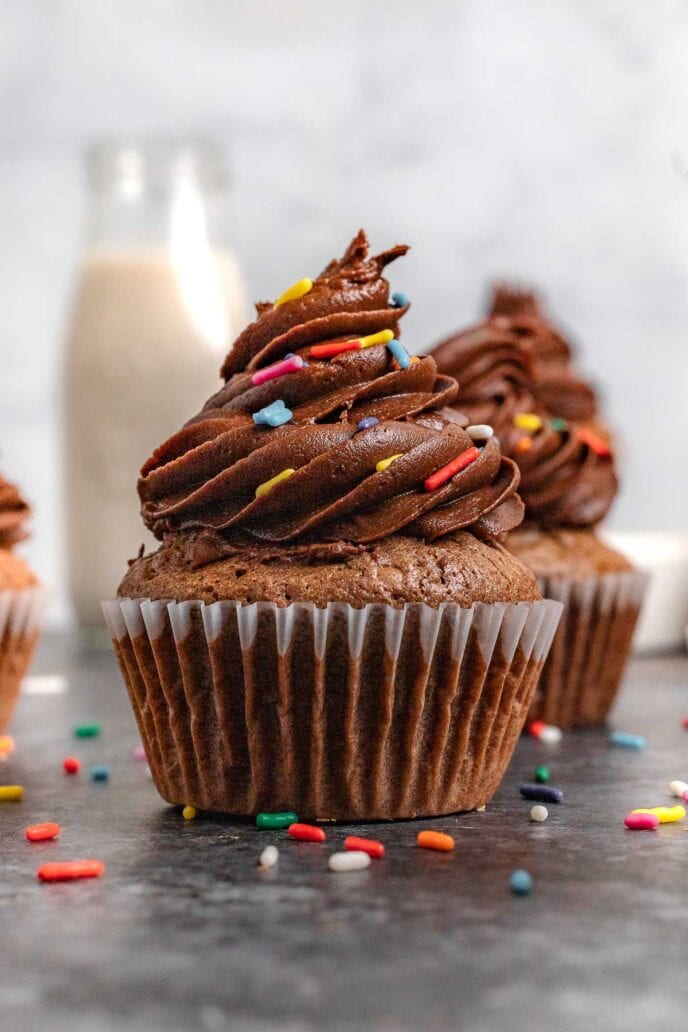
37 860 105 882
63 757 81 774
527 720 547 738
25 822 61 842
288 823 326 843
624 812 659 830
344 835 385 859
577 427 612 457
310 339 360 359
424 446 480 492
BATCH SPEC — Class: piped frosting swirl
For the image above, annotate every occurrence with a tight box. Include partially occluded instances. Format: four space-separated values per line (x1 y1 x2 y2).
139 232 524 550
0 475 31 549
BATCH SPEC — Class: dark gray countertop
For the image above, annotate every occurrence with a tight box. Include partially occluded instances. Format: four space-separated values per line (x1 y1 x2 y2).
1 633 687 1032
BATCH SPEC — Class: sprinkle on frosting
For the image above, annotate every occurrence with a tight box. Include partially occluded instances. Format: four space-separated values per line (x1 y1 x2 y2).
577 427 612 458
391 291 409 308
359 329 394 349
515 437 533 453
255 468 296 498
273 278 313 309
550 417 568 432
251 354 305 386
466 425 494 440
424 447 480 492
387 339 411 369
514 413 542 432
357 416 379 431
252 399 293 427
376 454 403 473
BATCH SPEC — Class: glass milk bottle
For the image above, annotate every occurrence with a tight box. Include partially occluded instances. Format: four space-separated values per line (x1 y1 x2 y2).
63 142 247 625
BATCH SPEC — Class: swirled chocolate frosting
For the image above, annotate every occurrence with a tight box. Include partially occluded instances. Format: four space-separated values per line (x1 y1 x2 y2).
0 475 31 549
488 285 598 423
139 231 524 551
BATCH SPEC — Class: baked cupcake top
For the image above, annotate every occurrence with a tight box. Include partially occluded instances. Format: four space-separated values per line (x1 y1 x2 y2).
138 232 526 559
0 474 31 550
488 284 598 424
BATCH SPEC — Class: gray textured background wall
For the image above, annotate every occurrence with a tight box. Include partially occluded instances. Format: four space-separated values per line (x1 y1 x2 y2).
2 0 687 624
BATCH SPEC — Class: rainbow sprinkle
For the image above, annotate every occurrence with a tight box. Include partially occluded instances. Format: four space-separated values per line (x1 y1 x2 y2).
424 447 480 492
274 278 313 308
255 468 296 498
514 413 542 432
252 400 293 428
386 339 411 369
357 416 379 431
376 454 402 473
251 354 305 386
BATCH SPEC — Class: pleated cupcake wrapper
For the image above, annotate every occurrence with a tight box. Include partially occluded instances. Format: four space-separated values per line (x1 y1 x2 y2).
0 586 49 734
530 570 649 729
103 596 562 820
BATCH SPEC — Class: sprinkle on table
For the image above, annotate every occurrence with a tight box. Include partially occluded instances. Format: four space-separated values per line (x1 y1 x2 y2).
74 723 101 739
63 756 81 774
0 785 23 801
424 447 480 492
624 812 659 830
255 468 296 499
182 805 197 821
329 851 371 873
530 805 549 823
288 823 326 843
252 399 293 428
386 338 411 369
376 454 403 473
258 845 279 870
535 765 549 784
539 724 563 744
344 835 385 859
520 783 563 804
91 765 110 782
514 413 542 432
577 427 612 457
417 830 455 852
682 717 688 730
630 805 685 824
357 416 379 432
670 780 688 798
390 291 409 308
510 869 533 896
25 822 61 842
37 860 105 882
465 424 493 441
527 720 546 739
273 277 313 308
256 811 298 830
251 354 305 386
609 730 646 750
0 734 15 757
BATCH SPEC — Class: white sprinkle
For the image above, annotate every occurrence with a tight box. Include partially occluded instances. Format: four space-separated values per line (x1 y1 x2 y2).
328 850 371 873
539 724 563 744
530 804 549 823
466 424 494 440
669 780 688 798
259 845 279 870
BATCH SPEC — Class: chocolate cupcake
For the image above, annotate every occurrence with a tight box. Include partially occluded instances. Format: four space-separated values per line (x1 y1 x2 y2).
103 231 561 819
0 474 46 733
430 312 646 730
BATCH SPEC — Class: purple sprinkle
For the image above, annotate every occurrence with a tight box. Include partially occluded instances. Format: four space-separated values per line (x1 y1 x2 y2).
357 416 379 431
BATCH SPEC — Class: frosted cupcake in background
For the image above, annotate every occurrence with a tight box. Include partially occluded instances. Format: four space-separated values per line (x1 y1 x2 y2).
104 231 562 820
430 298 647 730
0 474 46 733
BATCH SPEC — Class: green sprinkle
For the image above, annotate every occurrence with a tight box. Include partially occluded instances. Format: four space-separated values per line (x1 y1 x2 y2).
256 811 298 830
535 765 549 784
74 723 101 739
550 418 568 432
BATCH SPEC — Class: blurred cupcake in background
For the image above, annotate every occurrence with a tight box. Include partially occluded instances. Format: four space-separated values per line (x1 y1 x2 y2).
430 297 647 730
0 473 47 733
104 231 562 820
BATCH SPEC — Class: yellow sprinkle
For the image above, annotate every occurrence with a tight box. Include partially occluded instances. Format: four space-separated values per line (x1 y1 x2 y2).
274 278 313 308
359 329 395 349
410 355 421 364
255 468 296 498
514 413 543 432
182 805 197 820
0 785 23 801
631 805 685 824
376 454 403 473
0 735 15 755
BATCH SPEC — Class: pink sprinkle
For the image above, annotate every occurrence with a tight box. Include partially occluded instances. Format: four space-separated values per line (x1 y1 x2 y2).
132 744 147 761
624 812 659 830
251 354 304 386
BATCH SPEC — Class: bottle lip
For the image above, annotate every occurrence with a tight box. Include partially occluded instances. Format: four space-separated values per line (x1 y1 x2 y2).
86 138 231 195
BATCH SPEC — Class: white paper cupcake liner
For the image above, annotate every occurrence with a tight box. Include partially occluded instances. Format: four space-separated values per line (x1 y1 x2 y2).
103 596 562 820
0 586 49 733
531 570 648 728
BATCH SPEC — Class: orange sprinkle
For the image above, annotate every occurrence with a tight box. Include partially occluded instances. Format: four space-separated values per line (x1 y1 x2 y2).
417 830 455 852
516 437 533 453
577 427 612 457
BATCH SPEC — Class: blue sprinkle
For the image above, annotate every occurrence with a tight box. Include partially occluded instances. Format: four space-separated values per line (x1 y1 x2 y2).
510 869 533 896
91 765 110 782
357 416 379 431
519 783 563 804
609 730 646 750
386 338 411 369
391 291 409 308
252 399 293 428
